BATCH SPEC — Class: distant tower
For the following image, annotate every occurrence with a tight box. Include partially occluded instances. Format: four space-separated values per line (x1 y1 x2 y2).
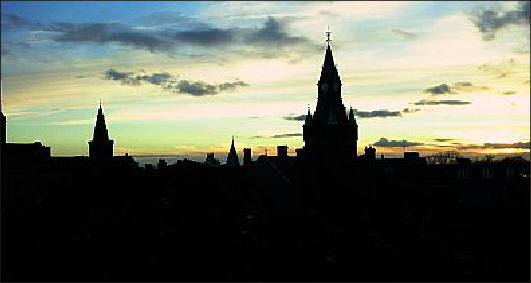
364 146 376 160
302 30 358 160
1 79 6 149
226 136 240 166
277 145 288 157
88 102 114 158
243 148 252 166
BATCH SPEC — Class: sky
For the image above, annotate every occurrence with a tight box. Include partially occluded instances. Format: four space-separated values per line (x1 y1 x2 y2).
1 1 530 161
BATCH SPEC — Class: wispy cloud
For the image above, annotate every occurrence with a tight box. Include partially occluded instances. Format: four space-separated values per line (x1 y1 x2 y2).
104 69 248 95
354 109 402 118
424 83 452 95
250 133 302 139
402 108 420 113
434 138 454 142
373 137 424 147
271 133 302 138
454 141 530 149
283 114 307 121
391 28 417 40
414 99 471 105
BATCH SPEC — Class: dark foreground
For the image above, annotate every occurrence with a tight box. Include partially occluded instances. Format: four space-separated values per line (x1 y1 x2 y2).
1 157 529 281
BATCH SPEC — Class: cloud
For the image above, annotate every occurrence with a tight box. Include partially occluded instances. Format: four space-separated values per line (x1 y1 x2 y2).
250 133 302 139
105 69 141 85
452 81 490 92
391 28 417 40
284 108 408 121
373 138 424 147
424 83 452 95
423 82 490 96
218 79 249 91
283 114 307 121
402 108 420 113
243 16 310 46
414 99 471 105
501 90 516 95
354 109 402 118
173 80 217 95
174 28 235 46
455 142 530 149
434 138 454 142
47 22 174 53
1 13 38 29
103 69 248 95
271 133 302 138
3 14 316 60
484 142 530 149
470 1 530 40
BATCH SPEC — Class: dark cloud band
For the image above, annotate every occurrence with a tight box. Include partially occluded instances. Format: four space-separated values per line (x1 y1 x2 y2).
373 138 424 147
104 69 248 96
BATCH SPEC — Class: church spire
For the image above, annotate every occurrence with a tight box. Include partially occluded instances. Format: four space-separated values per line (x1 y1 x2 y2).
89 102 114 158
226 136 240 166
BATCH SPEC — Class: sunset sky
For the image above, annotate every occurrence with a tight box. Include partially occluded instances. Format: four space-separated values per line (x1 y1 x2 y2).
1 1 529 161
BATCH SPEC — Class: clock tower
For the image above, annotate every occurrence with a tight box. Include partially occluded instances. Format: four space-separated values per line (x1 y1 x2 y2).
302 31 358 161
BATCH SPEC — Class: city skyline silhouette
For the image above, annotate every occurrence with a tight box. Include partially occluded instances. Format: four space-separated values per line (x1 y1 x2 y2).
1 1 530 282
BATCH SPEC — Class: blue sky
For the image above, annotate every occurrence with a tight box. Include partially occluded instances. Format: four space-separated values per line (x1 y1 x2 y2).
1 1 529 160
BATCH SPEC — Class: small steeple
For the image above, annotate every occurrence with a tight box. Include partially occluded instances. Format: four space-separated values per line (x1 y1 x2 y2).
88 102 114 158
305 105 313 124
226 135 240 166
92 102 110 142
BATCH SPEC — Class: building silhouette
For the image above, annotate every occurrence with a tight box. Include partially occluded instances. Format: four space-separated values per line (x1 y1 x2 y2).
1 79 51 169
364 146 376 160
205 152 220 166
88 102 114 158
302 32 358 161
277 145 288 158
226 136 239 166
243 148 252 166
1 80 6 152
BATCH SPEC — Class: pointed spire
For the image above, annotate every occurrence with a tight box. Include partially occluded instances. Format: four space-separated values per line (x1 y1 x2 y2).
319 28 340 84
92 102 110 141
227 135 240 166
98 100 103 116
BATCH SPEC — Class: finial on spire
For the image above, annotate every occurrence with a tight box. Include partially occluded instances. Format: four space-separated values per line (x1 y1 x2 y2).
326 26 332 47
